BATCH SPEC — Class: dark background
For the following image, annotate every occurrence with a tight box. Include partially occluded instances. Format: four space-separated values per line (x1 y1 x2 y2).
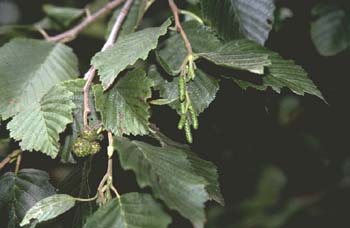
1 0 350 227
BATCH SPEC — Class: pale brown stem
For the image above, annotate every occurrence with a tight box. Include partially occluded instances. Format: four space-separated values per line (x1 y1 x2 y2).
47 0 125 43
168 0 193 55
0 150 22 171
14 153 22 175
83 0 134 128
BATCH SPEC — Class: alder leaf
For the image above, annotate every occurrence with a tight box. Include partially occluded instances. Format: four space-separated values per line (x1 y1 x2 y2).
92 19 171 90
201 0 275 44
7 83 75 158
198 51 270 75
0 38 78 120
93 68 152 136
20 194 76 227
157 21 323 100
157 21 222 75
0 169 55 227
157 68 220 115
157 20 270 75
229 40 325 100
115 136 223 228
311 3 350 56
83 193 171 228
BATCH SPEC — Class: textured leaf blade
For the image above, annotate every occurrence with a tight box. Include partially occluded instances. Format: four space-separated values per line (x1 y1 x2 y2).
92 19 171 89
201 0 275 44
311 3 350 56
0 38 78 119
157 68 220 115
20 194 76 226
7 84 75 158
229 41 324 100
158 20 270 74
152 131 224 205
93 69 152 136
198 52 270 74
83 193 171 228
157 21 323 100
0 169 55 227
115 137 223 227
157 21 221 75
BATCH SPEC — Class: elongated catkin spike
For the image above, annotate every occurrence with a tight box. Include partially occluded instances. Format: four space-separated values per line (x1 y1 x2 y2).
180 101 186 114
177 114 186 130
184 119 193 143
189 105 198 130
178 76 185 102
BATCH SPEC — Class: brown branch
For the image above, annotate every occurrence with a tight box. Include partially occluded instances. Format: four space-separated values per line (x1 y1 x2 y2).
0 150 22 171
83 0 134 128
46 0 125 43
168 0 193 55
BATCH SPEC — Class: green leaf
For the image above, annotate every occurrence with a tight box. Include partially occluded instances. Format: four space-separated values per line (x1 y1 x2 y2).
157 21 222 75
43 4 84 27
106 0 155 38
311 3 350 56
115 136 223 227
92 19 171 90
83 193 171 228
7 83 75 158
0 169 55 227
152 131 224 205
20 194 76 227
198 51 270 75
158 20 270 75
201 0 275 44
0 38 78 120
229 40 324 100
93 69 152 136
157 21 323 100
157 68 220 115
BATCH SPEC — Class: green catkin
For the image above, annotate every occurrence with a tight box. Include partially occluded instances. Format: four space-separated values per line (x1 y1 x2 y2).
188 62 195 80
189 105 199 130
177 114 186 130
180 101 186 114
184 119 193 143
178 76 185 102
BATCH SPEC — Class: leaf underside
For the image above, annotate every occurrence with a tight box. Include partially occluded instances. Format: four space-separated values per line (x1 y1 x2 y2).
0 38 78 119
201 0 275 45
7 83 75 158
20 194 76 226
83 193 171 228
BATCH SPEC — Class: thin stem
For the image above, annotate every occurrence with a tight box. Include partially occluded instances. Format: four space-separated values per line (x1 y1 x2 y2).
83 0 134 128
14 153 22 175
74 194 98 202
46 0 125 43
168 0 193 55
179 10 204 24
0 150 22 171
